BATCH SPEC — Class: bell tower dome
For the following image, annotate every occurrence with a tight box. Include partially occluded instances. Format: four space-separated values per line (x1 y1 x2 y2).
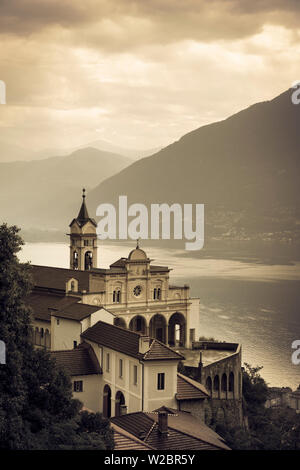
68 188 98 270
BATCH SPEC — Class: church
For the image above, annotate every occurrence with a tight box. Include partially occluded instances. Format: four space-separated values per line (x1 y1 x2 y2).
27 190 242 433
31 189 201 350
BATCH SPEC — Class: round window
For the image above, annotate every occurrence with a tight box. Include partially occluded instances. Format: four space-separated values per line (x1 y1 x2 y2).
133 285 142 297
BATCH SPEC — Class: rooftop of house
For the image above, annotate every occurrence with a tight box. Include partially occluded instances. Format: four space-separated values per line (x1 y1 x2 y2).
81 320 184 361
111 423 154 450
26 291 81 322
51 342 102 376
111 408 230 450
32 265 91 293
26 291 102 322
176 373 209 400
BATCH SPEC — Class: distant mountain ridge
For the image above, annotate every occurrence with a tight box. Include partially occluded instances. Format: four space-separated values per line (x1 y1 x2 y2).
0 138 161 163
0 147 131 228
88 88 300 208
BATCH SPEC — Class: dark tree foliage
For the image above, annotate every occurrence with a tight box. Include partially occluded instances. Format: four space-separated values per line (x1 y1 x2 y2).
215 363 300 450
0 224 114 450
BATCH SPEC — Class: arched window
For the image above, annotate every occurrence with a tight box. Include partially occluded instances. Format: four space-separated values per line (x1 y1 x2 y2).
149 314 167 343
113 289 121 303
213 375 220 392
221 373 227 392
115 391 126 417
71 281 75 292
73 251 78 269
205 376 212 396
129 315 146 334
168 312 186 347
153 287 161 300
84 251 93 270
103 385 111 418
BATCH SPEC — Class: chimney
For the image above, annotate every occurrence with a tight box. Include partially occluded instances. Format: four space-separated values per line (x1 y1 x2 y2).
158 411 168 435
139 336 150 354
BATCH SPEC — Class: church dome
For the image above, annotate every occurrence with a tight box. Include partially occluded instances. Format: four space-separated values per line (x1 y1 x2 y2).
128 247 148 261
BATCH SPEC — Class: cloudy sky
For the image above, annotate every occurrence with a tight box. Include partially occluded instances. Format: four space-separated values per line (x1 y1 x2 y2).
1 0 300 154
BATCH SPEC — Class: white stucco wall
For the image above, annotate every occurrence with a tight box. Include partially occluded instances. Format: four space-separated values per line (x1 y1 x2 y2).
72 374 102 412
143 360 178 411
51 316 81 350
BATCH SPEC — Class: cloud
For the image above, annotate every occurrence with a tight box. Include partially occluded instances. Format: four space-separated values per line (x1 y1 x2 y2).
0 0 300 50
0 1 300 154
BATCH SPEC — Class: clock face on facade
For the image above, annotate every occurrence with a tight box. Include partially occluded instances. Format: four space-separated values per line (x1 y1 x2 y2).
133 285 142 297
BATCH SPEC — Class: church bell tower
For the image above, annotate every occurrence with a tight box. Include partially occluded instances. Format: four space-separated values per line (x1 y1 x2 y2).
68 188 98 270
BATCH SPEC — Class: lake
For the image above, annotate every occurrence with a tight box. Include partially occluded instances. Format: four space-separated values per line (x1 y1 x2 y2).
19 242 300 389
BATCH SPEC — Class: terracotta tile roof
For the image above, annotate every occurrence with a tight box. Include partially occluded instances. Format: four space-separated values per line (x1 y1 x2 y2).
25 292 81 322
176 373 209 400
53 303 102 321
32 265 91 292
51 343 101 376
111 424 154 450
111 412 154 440
143 339 184 361
111 410 230 450
81 321 141 359
81 321 184 361
26 291 101 322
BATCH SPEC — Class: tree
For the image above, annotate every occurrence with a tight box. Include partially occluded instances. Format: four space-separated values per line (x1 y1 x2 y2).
0 224 33 448
0 224 113 449
242 363 268 418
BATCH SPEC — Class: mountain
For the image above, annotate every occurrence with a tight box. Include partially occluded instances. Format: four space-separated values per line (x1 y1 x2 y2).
74 139 162 160
87 89 300 252
0 139 162 163
0 147 131 229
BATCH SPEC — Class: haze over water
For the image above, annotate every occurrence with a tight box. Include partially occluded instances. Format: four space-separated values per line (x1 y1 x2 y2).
19 242 300 389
